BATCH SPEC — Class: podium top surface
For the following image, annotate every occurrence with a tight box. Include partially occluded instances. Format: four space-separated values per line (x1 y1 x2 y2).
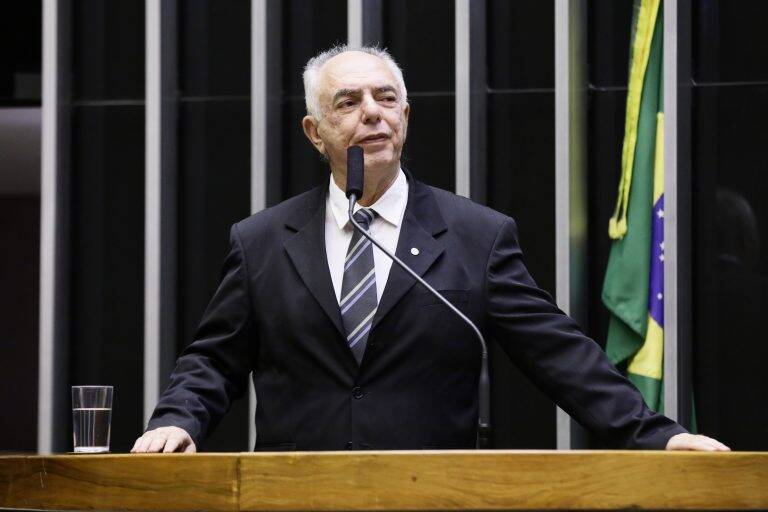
1 450 767 511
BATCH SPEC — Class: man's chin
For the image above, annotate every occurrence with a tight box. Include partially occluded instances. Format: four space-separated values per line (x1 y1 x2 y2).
361 149 397 168
364 157 399 175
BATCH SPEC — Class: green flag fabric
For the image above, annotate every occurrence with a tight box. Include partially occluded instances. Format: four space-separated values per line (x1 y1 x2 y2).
602 0 665 412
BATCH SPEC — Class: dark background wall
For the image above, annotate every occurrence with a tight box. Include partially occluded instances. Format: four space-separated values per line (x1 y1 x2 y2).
485 0 557 448
0 0 41 453
3 0 767 453
383 0 456 193
690 0 768 451
65 0 146 454
585 0 632 354
175 0 252 452
0 196 39 452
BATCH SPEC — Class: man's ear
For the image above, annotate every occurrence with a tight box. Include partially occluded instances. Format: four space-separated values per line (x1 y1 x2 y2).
402 102 410 139
302 116 325 155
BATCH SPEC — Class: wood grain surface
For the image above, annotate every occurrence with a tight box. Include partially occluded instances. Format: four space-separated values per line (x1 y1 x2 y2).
2 451 767 511
0 454 238 511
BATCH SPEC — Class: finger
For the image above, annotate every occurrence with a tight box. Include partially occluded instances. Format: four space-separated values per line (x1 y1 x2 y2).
147 433 169 453
667 433 691 450
714 441 731 451
699 436 727 450
679 436 713 451
695 438 721 451
134 434 153 453
702 438 729 451
698 436 730 451
163 435 182 453
130 436 143 453
183 440 197 453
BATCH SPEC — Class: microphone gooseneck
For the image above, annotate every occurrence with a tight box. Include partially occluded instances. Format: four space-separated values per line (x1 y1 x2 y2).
345 147 491 449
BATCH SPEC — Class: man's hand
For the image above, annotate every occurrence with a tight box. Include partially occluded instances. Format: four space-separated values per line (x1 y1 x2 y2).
131 426 197 453
666 432 730 451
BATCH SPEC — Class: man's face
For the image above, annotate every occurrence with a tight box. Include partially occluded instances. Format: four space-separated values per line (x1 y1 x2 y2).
303 51 410 177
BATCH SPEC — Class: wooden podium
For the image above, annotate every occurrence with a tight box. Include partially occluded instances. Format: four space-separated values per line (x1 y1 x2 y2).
2 451 767 511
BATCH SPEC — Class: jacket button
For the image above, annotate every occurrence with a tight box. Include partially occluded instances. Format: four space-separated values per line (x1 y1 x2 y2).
352 387 364 399
345 441 354 449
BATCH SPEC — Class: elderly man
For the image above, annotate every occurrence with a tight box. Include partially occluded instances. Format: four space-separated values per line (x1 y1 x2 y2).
133 46 728 453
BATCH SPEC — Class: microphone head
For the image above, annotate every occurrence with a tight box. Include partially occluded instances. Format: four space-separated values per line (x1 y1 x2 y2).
346 145 364 199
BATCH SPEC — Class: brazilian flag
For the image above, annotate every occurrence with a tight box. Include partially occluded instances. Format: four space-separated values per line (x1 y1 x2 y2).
602 0 665 411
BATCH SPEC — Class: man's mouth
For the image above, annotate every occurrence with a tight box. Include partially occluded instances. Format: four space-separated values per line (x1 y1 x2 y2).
358 133 389 144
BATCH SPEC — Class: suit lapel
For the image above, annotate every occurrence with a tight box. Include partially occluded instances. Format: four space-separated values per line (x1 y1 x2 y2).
283 182 347 342
371 174 447 331
282 172 448 369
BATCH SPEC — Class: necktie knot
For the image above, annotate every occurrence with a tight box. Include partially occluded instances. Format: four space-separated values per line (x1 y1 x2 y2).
353 208 376 230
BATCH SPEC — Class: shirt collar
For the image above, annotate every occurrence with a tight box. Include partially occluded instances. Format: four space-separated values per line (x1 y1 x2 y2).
328 168 408 230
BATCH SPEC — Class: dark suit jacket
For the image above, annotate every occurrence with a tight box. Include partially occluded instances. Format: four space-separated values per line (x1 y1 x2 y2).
148 171 686 450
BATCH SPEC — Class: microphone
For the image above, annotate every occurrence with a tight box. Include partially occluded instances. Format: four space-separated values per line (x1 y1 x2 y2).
345 145 491 449
345 145 365 199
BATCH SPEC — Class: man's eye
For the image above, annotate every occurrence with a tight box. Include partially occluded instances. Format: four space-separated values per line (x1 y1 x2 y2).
380 96 396 102
338 100 355 108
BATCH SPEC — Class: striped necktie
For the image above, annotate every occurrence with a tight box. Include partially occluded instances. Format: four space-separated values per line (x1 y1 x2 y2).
340 208 378 364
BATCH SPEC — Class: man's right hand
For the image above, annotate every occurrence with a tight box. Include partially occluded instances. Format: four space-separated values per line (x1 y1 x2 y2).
131 426 197 453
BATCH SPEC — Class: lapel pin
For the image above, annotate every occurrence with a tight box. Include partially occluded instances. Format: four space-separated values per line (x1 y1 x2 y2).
411 247 419 256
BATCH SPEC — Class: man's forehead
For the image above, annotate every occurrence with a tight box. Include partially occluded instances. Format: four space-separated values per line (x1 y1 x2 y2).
319 51 398 93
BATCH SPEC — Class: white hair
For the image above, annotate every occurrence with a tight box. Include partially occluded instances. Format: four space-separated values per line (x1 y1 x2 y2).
303 45 408 120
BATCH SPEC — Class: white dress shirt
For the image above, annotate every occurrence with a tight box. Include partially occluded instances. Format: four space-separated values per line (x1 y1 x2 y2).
325 168 408 304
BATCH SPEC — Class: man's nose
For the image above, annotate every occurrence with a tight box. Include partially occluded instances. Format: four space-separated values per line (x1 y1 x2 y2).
360 94 382 124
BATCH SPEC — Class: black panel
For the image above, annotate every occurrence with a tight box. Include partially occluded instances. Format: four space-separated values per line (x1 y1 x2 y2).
585 89 626 348
178 1 251 97
691 84 768 451
487 0 554 90
173 0 253 451
69 104 144 453
0 1 41 103
0 196 39 451
283 0 347 97
277 0 346 201
177 100 251 353
486 91 556 448
693 1 768 84
487 92 555 294
586 0 633 88
583 0 633 448
584 0 633 350
71 0 145 101
176 99 251 451
281 98 329 199
382 0 454 93
400 94 455 193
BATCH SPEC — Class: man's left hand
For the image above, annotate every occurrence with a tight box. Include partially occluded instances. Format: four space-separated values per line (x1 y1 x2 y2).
666 432 731 451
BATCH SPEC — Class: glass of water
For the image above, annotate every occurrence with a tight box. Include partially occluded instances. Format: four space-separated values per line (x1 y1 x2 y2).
72 385 113 453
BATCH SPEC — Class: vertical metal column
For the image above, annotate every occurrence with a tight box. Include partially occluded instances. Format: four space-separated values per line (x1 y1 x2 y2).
455 0 470 198
663 0 691 428
348 0 363 48
252 0 268 217
554 0 588 450
144 0 177 428
144 0 161 429
349 0 383 48
662 0 679 423
455 0 486 202
39 0 61 455
250 0 268 450
39 0 72 454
